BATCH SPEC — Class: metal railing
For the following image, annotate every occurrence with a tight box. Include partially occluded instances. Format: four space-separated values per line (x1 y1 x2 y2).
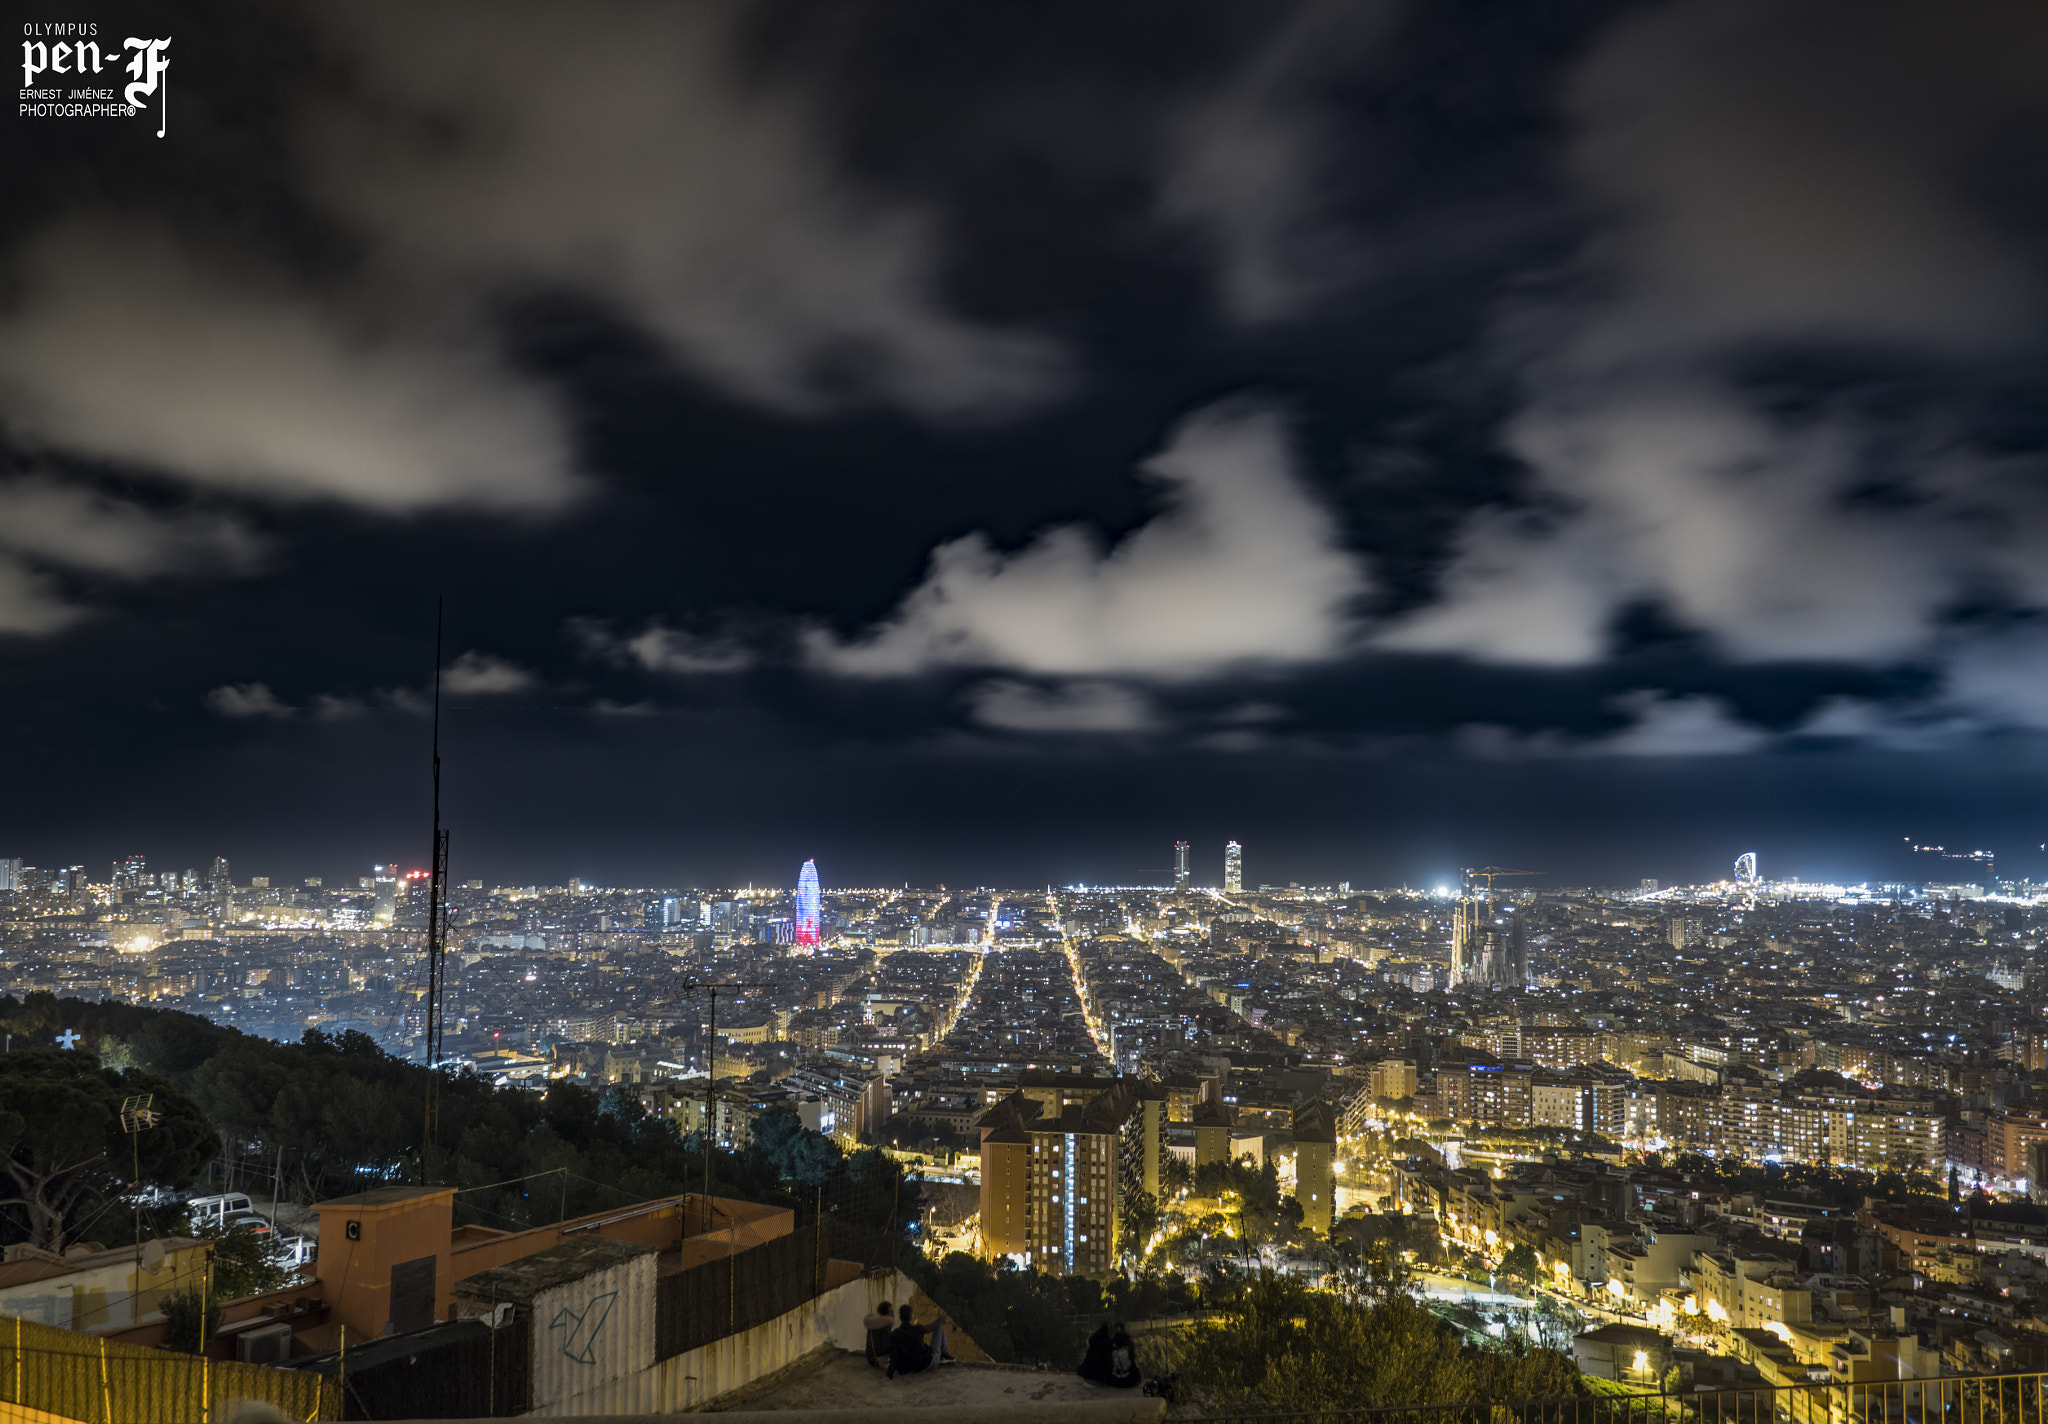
1194 1371 2048 1424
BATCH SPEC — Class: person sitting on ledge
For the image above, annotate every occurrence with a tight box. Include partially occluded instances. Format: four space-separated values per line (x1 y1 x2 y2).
1076 1323 1114 1385
886 1301 952 1378
1106 1324 1142 1389
863 1300 894 1368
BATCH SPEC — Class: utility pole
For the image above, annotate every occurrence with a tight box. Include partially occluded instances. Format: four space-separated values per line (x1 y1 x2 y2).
422 598 451 1184
676 981 772 1214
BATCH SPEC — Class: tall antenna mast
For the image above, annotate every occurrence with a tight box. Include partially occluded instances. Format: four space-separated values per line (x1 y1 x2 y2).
422 597 450 1183
678 979 772 1212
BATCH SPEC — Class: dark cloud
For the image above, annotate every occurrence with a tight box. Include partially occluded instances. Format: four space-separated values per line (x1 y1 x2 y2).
12 0 2048 884
305 0 1068 422
1389 0 2048 702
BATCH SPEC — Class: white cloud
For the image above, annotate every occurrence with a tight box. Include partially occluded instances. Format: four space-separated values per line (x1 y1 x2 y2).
1376 509 1618 665
1386 388 1953 664
309 0 1064 422
570 618 752 675
808 400 1366 679
1395 0 2048 673
0 227 579 513
1594 690 1770 757
312 694 368 721
967 680 1160 734
441 652 538 695
1793 696 1975 750
0 476 265 636
0 558 76 636
1459 690 1768 758
1940 628 2048 731
0 477 262 577
205 683 296 719
1157 0 1394 322
1215 701 1289 726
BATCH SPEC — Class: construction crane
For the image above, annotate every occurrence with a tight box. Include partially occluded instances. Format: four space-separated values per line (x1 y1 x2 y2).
1461 866 1543 901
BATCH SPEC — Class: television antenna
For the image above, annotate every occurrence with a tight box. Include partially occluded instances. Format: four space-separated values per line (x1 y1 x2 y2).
120 1094 159 1247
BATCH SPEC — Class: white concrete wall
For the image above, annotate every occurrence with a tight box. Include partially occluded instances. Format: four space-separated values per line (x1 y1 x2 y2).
528 1269 919 1417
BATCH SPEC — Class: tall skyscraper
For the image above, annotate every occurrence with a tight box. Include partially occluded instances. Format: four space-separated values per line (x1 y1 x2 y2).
1223 841 1242 894
794 859 821 945
208 855 230 888
0 858 20 891
113 854 147 891
1173 841 1189 892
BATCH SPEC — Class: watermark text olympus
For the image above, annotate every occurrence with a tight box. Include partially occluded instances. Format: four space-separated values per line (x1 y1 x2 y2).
21 23 170 136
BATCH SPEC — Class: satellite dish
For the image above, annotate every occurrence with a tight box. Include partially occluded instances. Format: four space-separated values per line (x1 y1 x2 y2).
140 1240 166 1273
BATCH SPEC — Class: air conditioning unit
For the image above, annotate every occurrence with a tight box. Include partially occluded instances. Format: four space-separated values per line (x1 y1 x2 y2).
235 1322 294 1365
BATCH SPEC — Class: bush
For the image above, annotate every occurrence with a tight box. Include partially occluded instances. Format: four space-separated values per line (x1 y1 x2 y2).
160 1290 221 1355
1155 1271 1585 1413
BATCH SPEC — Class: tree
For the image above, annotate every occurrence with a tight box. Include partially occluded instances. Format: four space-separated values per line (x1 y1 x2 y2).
189 1215 299 1301
1498 1243 1540 1285
747 1106 837 1187
160 1290 220 1355
1120 1189 1162 1267
0 1051 216 1249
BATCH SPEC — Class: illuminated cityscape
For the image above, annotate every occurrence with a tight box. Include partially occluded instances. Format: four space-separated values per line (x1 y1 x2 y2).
9 0 2048 1410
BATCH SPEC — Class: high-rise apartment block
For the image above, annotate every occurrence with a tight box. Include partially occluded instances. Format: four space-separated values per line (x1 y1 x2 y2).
1223 841 1242 894
1370 1058 1418 1102
1293 1099 1337 1235
977 1077 1168 1275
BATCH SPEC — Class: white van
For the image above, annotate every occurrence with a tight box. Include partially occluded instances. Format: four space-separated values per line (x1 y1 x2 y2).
185 1193 253 1225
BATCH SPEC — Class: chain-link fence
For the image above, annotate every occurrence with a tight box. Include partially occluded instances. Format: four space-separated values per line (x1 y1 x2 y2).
0 1314 336 1423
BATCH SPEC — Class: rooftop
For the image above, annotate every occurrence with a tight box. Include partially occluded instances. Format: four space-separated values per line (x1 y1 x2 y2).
455 1236 659 1303
316 1185 454 1210
703 1349 1162 1420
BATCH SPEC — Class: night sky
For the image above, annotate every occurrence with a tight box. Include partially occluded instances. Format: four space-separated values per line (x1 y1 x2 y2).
9 0 2048 891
